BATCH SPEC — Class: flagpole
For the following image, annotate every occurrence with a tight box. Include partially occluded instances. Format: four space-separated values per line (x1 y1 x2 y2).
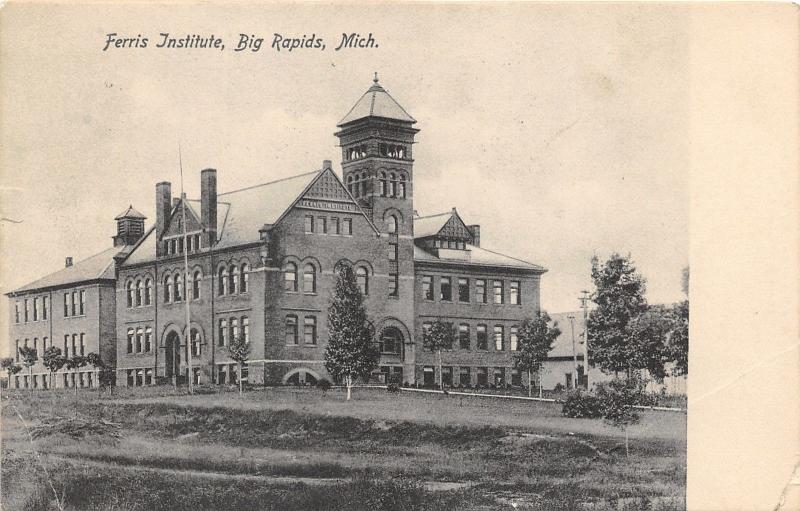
179 144 194 394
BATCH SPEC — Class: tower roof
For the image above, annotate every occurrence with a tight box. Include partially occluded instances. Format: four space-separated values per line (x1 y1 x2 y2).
114 205 147 220
337 74 416 126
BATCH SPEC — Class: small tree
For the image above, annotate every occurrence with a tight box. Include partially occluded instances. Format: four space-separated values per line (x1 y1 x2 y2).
422 319 456 391
324 265 379 401
18 346 38 393
1 358 22 387
587 253 648 377
514 312 561 397
86 352 104 396
98 365 116 396
596 374 648 457
65 355 87 397
228 334 250 396
42 346 66 390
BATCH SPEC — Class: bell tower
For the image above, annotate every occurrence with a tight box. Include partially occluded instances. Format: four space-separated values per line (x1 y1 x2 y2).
335 74 418 234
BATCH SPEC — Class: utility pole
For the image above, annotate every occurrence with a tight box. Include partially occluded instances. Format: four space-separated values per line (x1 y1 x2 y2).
568 315 578 390
179 146 194 395
579 290 590 389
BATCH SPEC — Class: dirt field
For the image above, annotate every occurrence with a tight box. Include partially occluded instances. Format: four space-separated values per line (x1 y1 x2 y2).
1 386 686 510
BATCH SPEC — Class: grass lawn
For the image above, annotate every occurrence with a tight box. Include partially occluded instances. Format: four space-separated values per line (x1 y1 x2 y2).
1 386 686 510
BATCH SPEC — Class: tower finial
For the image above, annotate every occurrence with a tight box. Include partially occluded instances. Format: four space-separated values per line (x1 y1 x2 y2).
373 71 379 84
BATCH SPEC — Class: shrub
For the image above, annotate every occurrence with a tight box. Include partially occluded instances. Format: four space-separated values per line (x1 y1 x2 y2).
316 378 332 393
561 390 603 418
387 383 400 394
553 383 565 393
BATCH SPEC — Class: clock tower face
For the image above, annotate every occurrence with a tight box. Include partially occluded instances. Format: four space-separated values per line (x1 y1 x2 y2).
335 75 418 236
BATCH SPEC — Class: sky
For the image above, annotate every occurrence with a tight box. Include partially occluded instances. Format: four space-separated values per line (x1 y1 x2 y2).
0 3 689 356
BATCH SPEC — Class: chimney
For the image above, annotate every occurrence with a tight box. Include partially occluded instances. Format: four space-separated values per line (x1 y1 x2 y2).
467 225 480 247
65 257 73 268
201 169 217 248
322 159 332 170
156 182 172 255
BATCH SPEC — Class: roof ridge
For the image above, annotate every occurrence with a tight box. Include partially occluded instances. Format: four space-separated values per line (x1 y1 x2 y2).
415 211 452 220
469 244 545 270
219 169 321 197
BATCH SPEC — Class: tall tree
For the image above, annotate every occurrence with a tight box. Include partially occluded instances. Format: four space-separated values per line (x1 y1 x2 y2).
422 319 456 391
18 346 38 394
667 299 689 376
625 305 673 381
1 357 22 387
228 333 251 396
324 265 379 401
513 312 561 397
42 346 66 390
587 253 648 376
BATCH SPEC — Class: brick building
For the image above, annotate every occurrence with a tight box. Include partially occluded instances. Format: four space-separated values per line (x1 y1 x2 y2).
8 76 551 389
4 207 142 389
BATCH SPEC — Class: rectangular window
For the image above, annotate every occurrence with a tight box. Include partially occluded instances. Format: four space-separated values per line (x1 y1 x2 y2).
440 277 452 301
511 369 521 387
459 367 471 386
242 316 249 342
192 368 201 385
24 299 29 322
331 217 340 234
79 290 86 315
388 242 398 261
422 276 433 301
218 364 227 384
64 335 70 357
342 218 352 235
304 316 317 345
510 327 519 351
459 324 470 350
494 368 505 386
14 302 19 323
494 325 505 351
42 296 48 320
423 366 435 386
135 329 142 353
80 333 86 356
15 340 19 362
186 235 192 252
493 280 504 304
442 366 453 386
477 367 488 386
127 370 134 387
476 324 488 350
33 298 39 322
230 317 239 343
510 281 520 305
145 328 152 352
458 278 469 302
64 293 69 317
319 216 327 234
218 319 227 346
71 291 77 316
178 237 184 254
476 280 486 304
285 316 298 345
389 274 399 297
304 215 314 233
145 369 153 385
71 334 77 357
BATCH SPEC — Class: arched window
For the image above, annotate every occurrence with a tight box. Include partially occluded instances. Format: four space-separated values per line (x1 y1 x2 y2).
356 266 368 295
389 173 397 197
303 264 316 294
218 267 227 296
174 273 183 302
360 172 367 197
144 279 152 306
228 265 238 294
126 281 133 308
380 327 403 355
163 275 172 303
386 215 398 234
379 172 387 197
135 280 143 307
192 270 201 300
284 262 297 292
241 263 249 293
399 174 407 198
346 175 354 195
285 315 298 345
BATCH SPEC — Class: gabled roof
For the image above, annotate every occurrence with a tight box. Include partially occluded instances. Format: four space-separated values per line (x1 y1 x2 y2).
338 77 416 126
114 205 146 220
414 212 453 238
413 244 546 272
8 246 127 295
